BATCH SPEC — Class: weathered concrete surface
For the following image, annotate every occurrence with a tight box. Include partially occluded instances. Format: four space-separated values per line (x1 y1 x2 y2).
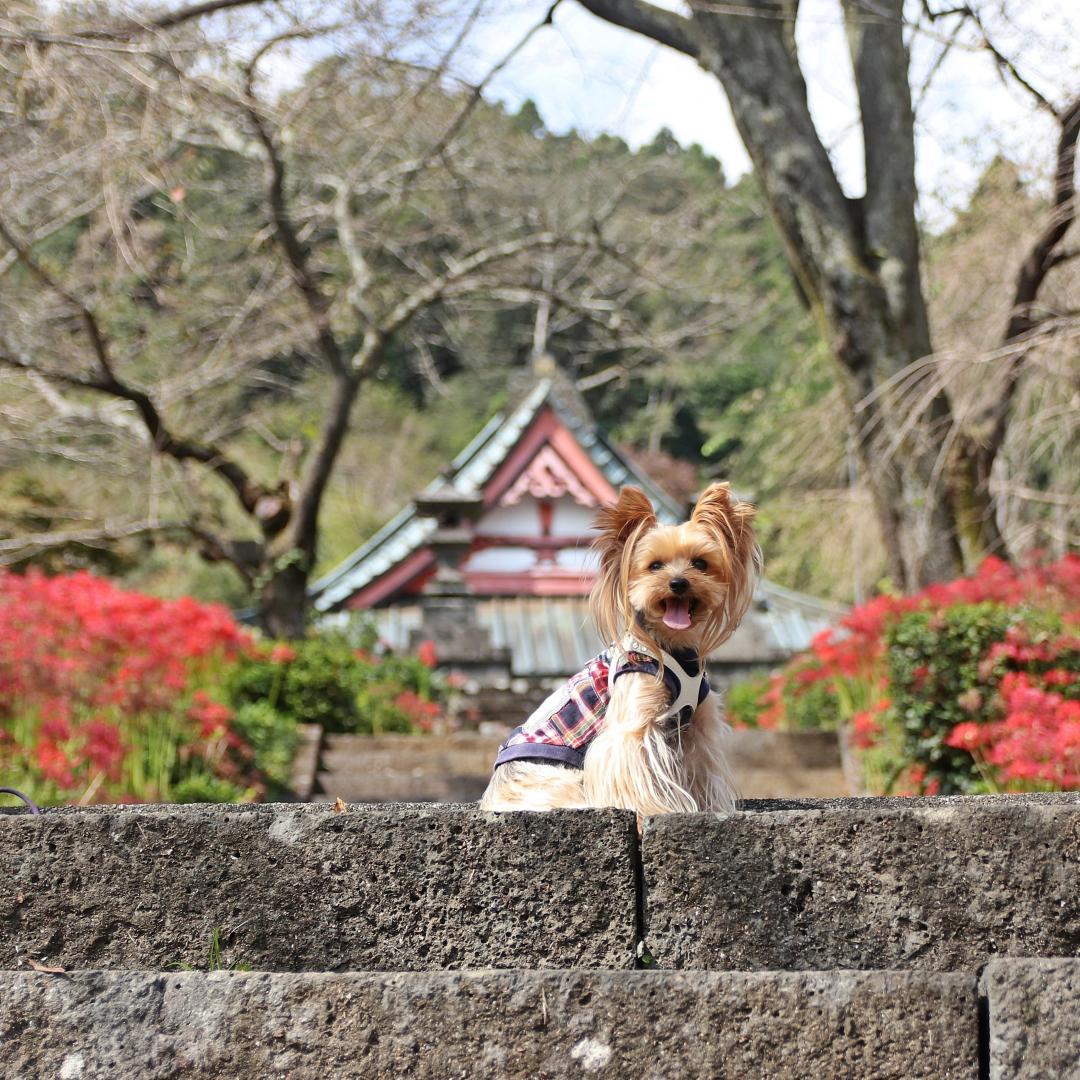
642 801 1080 970
0 969 978 1079
0 804 637 971
983 959 1080 1079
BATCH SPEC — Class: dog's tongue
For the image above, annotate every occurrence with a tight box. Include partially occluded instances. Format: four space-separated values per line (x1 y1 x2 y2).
663 597 692 630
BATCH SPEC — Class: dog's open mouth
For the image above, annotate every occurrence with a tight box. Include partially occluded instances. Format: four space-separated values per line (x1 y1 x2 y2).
662 597 697 631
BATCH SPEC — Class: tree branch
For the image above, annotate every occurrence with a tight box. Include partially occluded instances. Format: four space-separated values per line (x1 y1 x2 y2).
982 96 1080 454
920 1 1060 119
0 215 118 383
842 0 931 358
0 348 271 523
1047 247 1079 271
407 2 565 179
242 33 346 375
77 0 275 41
576 0 701 58
351 231 582 373
0 517 261 582
0 519 183 565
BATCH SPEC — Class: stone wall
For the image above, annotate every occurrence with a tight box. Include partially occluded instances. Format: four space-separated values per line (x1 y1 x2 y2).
1 795 1078 1077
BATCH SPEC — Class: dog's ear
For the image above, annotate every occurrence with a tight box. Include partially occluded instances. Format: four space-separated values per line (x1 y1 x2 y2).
692 482 762 649
691 482 754 544
590 487 656 645
593 487 657 565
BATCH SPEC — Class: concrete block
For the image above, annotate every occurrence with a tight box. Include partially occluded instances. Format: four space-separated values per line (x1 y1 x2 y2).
982 958 1080 1079
0 804 637 971
0 969 978 1079
642 801 1080 970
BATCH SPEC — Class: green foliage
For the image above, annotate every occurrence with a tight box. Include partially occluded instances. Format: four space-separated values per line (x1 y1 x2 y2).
886 604 1016 794
225 636 366 733
223 634 441 735
170 774 251 804
229 701 300 790
785 677 845 731
724 674 770 727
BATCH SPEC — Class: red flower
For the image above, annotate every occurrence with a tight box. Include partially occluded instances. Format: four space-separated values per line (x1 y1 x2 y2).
393 690 441 731
36 742 75 789
945 722 987 750
851 709 882 749
80 719 125 777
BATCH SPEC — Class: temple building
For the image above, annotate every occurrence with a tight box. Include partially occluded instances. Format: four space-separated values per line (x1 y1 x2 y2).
311 372 844 708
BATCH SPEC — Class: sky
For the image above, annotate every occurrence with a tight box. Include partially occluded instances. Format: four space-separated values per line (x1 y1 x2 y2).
450 0 1078 227
249 0 1078 228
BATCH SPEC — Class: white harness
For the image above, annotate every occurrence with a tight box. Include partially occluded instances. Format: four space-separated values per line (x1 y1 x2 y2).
607 633 707 725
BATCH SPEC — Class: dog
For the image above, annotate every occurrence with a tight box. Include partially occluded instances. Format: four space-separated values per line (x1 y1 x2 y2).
480 482 760 816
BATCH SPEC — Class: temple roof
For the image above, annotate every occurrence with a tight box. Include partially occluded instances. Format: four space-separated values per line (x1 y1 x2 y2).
310 374 847 662
311 376 684 613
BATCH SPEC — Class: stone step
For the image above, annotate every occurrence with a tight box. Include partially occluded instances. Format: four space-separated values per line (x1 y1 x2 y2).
0 969 977 1079
318 740 497 775
312 769 489 803
314 732 500 802
982 958 1080 1078
0 804 636 973
313 730 851 802
641 796 1080 971
3 797 1078 975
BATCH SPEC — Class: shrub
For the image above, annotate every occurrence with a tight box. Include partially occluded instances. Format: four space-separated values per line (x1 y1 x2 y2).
0 571 445 805
229 700 300 792
223 634 444 735
224 635 366 733
724 673 771 727
734 555 1080 794
887 604 1016 794
171 774 252 803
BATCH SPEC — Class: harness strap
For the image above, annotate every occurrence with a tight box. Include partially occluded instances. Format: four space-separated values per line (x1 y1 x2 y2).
607 633 705 724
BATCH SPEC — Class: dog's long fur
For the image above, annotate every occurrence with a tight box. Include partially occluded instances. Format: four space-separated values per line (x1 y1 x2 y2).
480 482 761 816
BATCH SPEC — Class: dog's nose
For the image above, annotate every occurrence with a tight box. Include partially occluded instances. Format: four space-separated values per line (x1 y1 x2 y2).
669 577 689 595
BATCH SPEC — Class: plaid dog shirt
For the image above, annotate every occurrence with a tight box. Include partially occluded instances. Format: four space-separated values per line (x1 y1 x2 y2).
493 635 710 771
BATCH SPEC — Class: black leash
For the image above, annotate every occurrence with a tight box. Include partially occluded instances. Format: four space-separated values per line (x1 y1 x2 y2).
0 787 42 815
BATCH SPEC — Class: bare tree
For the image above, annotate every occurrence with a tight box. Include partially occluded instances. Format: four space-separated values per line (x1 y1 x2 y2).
572 0 1078 588
0 1 750 632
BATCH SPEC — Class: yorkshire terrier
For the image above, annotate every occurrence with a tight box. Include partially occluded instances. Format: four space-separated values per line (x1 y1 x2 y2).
480 482 760 816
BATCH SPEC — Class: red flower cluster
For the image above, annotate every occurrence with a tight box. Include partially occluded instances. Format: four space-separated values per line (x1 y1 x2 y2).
0 570 253 803
750 556 1080 793
393 690 441 732
810 556 1080 689
850 699 890 750
945 662 1080 789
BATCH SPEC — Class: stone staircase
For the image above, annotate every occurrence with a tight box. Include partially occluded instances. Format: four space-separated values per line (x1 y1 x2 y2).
311 729 850 803
2 796 1079 1077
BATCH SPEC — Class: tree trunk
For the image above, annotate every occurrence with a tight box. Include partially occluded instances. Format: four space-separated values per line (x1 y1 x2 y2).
260 560 311 639
578 0 964 590
690 0 962 590
947 97 1080 565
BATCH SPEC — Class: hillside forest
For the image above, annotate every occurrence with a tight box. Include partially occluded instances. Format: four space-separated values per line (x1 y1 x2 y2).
1 1 1077 633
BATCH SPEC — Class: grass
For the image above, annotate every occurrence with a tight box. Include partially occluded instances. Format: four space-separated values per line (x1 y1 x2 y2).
172 927 251 972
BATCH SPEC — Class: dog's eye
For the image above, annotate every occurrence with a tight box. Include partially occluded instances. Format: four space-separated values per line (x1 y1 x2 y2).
691 558 708 572
649 561 664 572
